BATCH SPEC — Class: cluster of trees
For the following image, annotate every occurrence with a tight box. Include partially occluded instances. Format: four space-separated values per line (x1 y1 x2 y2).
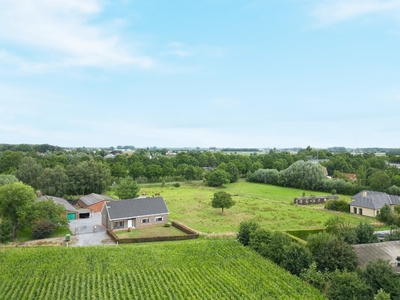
248 153 400 196
0 182 68 242
1 144 400 197
237 219 399 299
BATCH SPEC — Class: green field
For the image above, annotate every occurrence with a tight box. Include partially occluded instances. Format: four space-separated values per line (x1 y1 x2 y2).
140 181 372 233
0 239 324 299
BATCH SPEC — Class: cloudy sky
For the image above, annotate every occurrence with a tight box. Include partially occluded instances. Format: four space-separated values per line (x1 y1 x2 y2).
1 0 399 148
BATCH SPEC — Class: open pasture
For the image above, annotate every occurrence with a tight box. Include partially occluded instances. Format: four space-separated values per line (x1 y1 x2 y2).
0 239 323 300
140 181 370 233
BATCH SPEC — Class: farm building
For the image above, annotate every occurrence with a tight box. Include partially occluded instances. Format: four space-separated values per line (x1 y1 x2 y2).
77 193 115 213
37 195 90 220
349 191 400 217
102 196 169 230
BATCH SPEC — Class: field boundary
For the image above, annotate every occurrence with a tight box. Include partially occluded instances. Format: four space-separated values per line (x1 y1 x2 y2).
106 221 199 244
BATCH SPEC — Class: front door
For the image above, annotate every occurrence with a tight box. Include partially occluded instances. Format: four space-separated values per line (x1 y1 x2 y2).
128 219 133 228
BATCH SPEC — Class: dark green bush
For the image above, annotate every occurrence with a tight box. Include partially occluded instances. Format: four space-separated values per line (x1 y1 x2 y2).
0 220 12 243
31 220 57 239
325 199 349 212
237 220 259 246
173 182 180 188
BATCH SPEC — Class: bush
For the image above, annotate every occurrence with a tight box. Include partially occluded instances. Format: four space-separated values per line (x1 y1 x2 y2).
31 221 57 239
237 220 259 246
355 222 379 244
163 222 171 227
325 199 349 212
0 220 12 243
173 183 180 188
281 243 313 276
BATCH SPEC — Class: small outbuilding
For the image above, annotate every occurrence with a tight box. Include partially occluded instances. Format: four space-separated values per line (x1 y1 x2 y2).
101 196 169 230
77 193 115 213
37 195 79 220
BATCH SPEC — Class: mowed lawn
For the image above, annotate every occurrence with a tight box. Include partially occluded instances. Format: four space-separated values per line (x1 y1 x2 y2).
115 225 185 238
140 180 372 233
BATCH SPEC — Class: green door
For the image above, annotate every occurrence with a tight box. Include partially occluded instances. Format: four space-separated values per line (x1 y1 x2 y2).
67 213 76 220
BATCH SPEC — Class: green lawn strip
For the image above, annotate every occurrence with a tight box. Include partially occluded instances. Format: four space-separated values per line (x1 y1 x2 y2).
140 181 372 233
114 225 184 238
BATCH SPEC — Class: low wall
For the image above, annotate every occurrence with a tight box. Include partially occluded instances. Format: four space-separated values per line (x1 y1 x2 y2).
106 221 199 244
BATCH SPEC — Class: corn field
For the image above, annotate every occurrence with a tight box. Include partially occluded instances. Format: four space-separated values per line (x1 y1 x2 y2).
0 239 324 299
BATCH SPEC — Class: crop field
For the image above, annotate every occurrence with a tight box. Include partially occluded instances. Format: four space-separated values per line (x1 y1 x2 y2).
140 180 372 233
0 239 324 299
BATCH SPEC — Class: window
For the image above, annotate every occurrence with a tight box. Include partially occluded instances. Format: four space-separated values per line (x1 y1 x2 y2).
353 207 357 214
155 216 163 222
114 221 123 228
141 218 150 224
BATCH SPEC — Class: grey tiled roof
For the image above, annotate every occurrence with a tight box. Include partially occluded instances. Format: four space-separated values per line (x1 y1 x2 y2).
79 193 114 206
37 195 77 212
353 240 400 272
350 191 400 210
106 197 169 220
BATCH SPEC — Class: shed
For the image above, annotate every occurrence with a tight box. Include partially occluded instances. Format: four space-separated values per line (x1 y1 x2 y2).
77 193 115 213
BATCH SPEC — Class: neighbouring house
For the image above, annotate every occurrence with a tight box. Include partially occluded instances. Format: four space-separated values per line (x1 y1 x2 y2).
37 195 90 220
344 173 357 182
349 191 400 217
77 193 115 213
101 196 169 230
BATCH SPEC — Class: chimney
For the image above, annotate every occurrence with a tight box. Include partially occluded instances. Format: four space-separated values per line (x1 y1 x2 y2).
362 191 367 197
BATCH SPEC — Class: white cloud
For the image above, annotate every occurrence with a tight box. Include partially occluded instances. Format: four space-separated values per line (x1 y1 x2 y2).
0 0 153 71
313 0 400 24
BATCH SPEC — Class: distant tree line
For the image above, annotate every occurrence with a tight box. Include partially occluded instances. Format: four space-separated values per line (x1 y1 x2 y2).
0 144 400 198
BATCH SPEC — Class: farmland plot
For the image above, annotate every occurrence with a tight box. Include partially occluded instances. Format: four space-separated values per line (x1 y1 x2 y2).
0 239 324 299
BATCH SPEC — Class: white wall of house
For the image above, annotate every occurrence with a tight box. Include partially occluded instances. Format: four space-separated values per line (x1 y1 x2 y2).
350 205 377 217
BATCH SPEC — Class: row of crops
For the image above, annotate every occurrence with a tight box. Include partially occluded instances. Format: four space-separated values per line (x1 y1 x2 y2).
0 239 324 299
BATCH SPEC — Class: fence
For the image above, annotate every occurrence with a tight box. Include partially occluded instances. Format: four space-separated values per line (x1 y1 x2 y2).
106 221 199 244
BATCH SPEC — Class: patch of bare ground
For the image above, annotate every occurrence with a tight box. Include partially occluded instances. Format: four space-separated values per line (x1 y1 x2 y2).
0 236 78 248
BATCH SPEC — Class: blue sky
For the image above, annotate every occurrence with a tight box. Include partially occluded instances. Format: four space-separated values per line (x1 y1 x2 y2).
1 0 399 148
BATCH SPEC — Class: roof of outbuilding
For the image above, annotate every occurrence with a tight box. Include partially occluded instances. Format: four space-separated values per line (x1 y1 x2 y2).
37 195 77 212
105 197 169 220
79 193 115 206
350 191 400 210
353 240 400 273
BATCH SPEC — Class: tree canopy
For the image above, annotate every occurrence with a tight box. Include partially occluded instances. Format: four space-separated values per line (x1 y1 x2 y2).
0 182 36 239
211 191 235 213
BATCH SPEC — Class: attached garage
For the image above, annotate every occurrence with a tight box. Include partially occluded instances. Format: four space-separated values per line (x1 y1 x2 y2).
67 212 77 220
78 209 91 219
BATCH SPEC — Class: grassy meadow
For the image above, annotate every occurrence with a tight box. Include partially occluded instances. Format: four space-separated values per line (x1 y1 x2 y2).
140 180 372 234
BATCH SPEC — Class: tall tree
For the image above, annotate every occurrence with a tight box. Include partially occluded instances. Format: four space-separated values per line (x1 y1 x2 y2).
114 177 140 199
0 182 36 239
211 191 235 213
14 157 43 189
38 166 69 197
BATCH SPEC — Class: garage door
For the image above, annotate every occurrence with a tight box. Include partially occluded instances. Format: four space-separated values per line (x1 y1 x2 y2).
67 212 76 220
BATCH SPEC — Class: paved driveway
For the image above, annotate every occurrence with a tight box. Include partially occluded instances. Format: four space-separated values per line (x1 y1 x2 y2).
69 212 114 246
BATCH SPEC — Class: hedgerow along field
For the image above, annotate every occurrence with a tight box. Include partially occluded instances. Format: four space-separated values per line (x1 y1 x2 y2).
0 239 324 300
140 180 372 234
